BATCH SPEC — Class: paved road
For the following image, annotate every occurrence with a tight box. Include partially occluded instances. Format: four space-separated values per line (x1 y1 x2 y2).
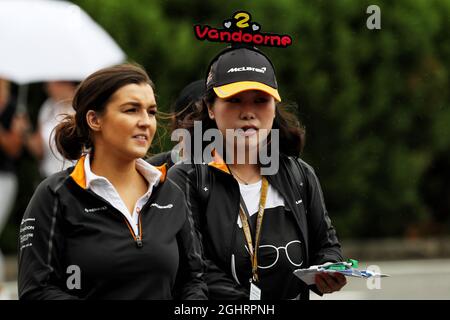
2 259 450 300
311 259 450 300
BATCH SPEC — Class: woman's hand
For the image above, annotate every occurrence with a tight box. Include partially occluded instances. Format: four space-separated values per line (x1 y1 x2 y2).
314 272 347 294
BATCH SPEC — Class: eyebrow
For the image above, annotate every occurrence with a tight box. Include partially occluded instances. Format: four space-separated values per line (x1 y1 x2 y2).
120 100 158 109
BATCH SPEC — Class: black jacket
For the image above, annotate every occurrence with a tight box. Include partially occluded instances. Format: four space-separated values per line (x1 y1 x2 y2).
167 154 343 300
147 151 174 169
18 156 207 300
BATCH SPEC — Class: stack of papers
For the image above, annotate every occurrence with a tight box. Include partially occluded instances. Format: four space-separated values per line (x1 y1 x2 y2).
293 262 390 285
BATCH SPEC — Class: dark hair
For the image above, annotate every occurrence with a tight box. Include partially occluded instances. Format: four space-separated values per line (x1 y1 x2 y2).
54 63 155 160
180 88 305 157
170 79 205 131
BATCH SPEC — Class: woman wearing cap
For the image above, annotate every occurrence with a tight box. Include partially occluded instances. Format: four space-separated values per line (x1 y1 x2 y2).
18 64 207 300
168 46 346 300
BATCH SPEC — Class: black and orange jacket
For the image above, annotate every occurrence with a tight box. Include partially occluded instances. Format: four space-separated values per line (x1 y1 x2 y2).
18 156 207 300
166 153 343 300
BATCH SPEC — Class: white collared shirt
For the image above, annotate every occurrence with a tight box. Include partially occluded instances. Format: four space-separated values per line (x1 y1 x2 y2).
84 154 162 235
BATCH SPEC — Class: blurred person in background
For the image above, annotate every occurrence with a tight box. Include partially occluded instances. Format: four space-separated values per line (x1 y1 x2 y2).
26 81 77 178
148 79 205 168
0 78 28 295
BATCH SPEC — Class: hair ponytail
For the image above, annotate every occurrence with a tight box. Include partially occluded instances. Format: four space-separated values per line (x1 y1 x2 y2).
53 114 86 160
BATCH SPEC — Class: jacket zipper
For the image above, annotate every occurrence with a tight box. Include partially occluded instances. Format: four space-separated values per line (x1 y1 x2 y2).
229 178 242 274
123 185 160 248
123 213 143 248
84 189 149 249
229 197 240 266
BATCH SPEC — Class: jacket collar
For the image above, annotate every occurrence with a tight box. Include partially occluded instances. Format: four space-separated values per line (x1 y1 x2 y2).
207 150 230 174
70 155 167 190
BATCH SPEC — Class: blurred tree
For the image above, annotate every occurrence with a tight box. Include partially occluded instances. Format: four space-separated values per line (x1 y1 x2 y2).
46 0 450 239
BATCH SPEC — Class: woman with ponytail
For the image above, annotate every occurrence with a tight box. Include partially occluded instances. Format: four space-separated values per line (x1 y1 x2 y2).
18 64 207 300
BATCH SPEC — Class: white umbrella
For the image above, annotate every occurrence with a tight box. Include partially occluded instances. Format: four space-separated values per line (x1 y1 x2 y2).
0 0 126 84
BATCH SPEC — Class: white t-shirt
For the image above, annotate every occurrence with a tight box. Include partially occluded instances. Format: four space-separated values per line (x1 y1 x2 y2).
236 180 285 227
233 180 304 299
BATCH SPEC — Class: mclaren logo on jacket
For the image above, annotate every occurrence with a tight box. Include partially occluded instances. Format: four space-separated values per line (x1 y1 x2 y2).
150 203 174 209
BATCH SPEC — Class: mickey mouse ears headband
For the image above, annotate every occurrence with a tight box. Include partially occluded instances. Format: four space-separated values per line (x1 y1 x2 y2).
194 12 292 102
194 11 293 48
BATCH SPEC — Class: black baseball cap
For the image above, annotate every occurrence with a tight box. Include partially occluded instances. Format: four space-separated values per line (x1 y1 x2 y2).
206 47 281 102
